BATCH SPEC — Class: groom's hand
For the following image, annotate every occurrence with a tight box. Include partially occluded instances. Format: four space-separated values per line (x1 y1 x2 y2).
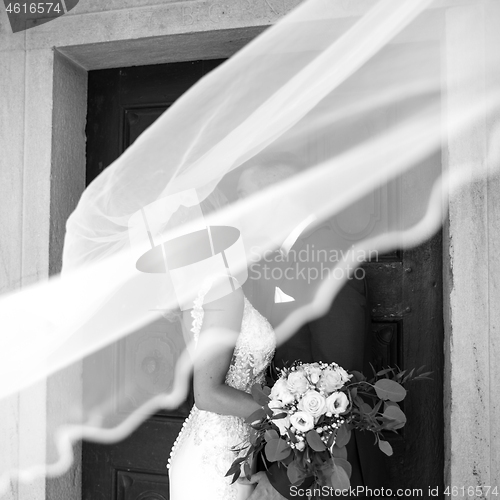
238 472 287 500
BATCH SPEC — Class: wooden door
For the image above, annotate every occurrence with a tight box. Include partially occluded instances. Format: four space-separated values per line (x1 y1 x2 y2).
84 60 444 499
364 239 444 496
83 60 224 500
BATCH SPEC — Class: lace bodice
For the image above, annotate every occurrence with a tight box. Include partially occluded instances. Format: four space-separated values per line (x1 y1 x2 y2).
225 297 275 390
168 289 275 499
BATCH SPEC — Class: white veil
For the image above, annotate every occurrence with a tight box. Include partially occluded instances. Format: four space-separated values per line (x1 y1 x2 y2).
0 0 499 495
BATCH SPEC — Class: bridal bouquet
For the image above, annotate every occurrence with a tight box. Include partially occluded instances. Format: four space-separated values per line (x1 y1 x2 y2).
226 361 431 491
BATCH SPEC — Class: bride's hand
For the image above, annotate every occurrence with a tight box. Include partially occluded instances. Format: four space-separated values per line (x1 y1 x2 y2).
238 472 287 500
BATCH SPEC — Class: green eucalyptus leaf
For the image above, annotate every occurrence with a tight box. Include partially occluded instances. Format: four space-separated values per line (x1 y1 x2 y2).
306 430 327 452
270 412 287 420
249 429 259 446
331 463 351 491
316 459 334 487
382 405 407 429
371 399 383 415
245 407 266 424
231 468 241 484
265 429 279 442
334 457 352 479
251 384 270 406
287 460 306 485
350 371 366 383
360 402 372 413
312 453 323 466
378 439 393 456
244 462 252 480
335 424 351 448
353 396 366 408
374 379 407 402
265 438 291 462
331 444 348 459
403 368 414 382
225 462 241 477
376 367 395 377
384 401 399 409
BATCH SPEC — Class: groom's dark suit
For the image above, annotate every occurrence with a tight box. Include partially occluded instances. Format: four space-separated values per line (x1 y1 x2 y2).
246 221 385 498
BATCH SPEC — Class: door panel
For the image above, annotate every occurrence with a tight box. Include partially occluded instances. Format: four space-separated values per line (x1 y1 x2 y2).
83 60 224 500
84 60 443 499
364 230 444 493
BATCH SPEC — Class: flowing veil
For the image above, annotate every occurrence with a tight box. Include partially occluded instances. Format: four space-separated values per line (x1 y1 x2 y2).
0 0 499 495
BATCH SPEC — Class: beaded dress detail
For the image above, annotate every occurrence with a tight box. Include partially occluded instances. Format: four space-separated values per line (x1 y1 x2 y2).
168 286 275 500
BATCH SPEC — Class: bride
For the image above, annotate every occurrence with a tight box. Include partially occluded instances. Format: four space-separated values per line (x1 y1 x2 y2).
168 285 276 499
167 196 276 499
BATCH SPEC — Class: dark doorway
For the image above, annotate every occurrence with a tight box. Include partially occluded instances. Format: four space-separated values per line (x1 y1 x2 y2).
83 60 444 500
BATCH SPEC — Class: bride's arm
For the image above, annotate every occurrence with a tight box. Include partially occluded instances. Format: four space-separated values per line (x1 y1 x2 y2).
189 287 263 420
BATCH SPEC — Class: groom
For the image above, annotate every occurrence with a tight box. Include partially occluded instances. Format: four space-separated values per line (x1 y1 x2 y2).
237 154 383 499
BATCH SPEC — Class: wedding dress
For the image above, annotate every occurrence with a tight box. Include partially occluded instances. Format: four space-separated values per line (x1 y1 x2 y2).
168 289 276 500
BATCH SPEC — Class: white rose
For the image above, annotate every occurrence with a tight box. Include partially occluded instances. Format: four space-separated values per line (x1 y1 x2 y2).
290 411 315 432
319 368 345 393
270 378 295 405
287 371 309 395
298 390 327 417
325 391 349 415
306 364 323 385
337 366 352 384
